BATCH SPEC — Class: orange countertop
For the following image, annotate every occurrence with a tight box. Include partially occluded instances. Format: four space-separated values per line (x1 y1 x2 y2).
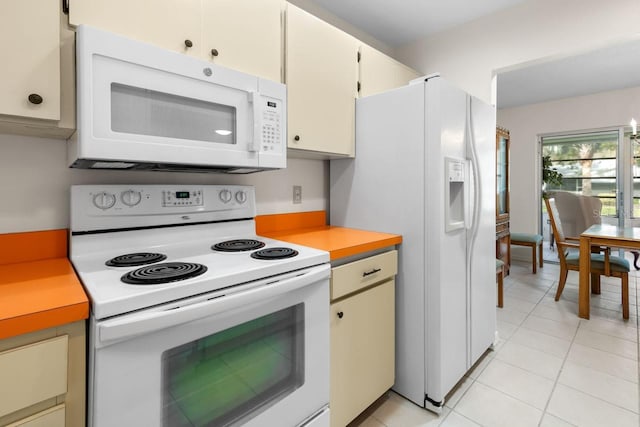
0 230 89 340
256 211 402 260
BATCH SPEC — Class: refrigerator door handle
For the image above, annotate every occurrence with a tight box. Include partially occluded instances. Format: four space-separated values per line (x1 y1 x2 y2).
466 97 481 247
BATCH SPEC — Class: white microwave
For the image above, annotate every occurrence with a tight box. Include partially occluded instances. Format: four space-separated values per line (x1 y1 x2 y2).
68 25 286 173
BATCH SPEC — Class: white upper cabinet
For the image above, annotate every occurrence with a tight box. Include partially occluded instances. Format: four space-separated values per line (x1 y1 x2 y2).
69 0 203 57
0 0 60 121
201 0 283 82
358 44 421 98
69 0 284 78
286 4 359 157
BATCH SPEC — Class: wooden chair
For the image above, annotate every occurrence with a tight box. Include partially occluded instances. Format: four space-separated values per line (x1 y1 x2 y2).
496 259 504 308
545 197 630 319
510 232 543 274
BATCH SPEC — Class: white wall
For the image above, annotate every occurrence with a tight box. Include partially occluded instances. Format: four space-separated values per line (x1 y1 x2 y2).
498 85 640 234
288 0 395 57
396 0 640 261
0 134 327 233
397 0 640 104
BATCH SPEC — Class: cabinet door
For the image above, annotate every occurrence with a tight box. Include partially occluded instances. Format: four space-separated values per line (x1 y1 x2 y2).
286 4 358 157
6 405 65 427
496 127 510 221
0 0 60 120
330 280 395 427
358 45 420 97
0 336 68 418
69 0 202 57
201 0 283 82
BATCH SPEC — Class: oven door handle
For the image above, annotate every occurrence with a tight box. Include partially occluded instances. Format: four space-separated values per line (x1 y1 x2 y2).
97 264 329 346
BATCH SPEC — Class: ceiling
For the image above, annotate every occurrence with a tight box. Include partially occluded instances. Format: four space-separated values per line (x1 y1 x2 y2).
308 0 528 47
497 38 640 109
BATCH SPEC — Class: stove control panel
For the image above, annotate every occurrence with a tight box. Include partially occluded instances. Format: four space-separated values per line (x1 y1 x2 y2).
93 191 117 210
163 189 203 207
72 185 256 233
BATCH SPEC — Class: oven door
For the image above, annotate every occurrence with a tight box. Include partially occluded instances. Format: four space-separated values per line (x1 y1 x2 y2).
89 264 330 427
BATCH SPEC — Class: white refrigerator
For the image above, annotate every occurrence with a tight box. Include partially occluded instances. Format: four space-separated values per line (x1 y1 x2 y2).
330 75 497 412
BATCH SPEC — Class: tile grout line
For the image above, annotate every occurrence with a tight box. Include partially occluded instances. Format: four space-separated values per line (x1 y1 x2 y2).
635 273 640 416
505 266 638 425
535 276 580 427
486 271 561 425
435 268 544 425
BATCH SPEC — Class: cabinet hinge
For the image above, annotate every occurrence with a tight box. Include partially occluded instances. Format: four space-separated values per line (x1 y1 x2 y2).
357 81 361 92
62 0 69 14
357 51 361 62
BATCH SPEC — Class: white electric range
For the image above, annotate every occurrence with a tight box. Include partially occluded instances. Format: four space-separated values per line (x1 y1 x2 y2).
70 185 330 427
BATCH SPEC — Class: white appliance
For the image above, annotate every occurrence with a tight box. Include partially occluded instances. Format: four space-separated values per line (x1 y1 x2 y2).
330 75 497 412
70 185 329 427
69 25 286 173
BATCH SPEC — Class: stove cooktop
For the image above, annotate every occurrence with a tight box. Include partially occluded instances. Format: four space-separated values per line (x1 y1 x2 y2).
69 185 329 320
71 225 328 320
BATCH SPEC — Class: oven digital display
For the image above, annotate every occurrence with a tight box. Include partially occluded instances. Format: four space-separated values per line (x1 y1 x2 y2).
267 101 277 108
175 191 190 199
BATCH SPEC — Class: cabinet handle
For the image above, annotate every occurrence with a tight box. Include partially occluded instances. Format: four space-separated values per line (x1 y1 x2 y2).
184 39 193 48
362 268 381 277
211 48 219 57
294 135 300 142
337 311 344 319
28 93 43 105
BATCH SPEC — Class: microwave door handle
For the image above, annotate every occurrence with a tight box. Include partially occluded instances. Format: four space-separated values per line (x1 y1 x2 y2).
96 264 329 346
249 91 261 152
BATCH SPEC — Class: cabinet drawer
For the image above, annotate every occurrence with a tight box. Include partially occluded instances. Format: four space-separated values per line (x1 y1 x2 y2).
6 405 65 427
0 336 68 417
331 250 397 300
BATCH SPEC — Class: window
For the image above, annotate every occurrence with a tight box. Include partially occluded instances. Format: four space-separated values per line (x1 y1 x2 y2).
632 137 640 218
542 131 619 216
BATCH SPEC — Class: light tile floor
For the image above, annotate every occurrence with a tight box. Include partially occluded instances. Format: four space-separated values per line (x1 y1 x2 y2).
349 260 640 427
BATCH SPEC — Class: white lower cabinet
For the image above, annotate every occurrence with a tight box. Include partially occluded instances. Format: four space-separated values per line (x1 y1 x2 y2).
0 321 85 427
330 250 397 427
6 405 65 427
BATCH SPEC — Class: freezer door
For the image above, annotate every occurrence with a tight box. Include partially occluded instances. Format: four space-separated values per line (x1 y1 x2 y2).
423 77 469 407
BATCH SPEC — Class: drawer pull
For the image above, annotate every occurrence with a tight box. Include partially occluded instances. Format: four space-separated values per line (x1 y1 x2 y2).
337 311 344 319
362 268 381 277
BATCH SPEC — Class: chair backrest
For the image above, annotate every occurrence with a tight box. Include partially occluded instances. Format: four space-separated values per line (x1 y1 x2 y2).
545 198 566 244
549 191 602 238
579 195 602 230
549 191 580 237
545 197 575 267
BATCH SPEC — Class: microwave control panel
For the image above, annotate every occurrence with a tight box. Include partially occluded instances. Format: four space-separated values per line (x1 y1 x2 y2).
261 99 282 152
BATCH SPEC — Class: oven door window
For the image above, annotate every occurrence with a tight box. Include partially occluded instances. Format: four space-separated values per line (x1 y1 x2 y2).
111 83 237 145
162 304 305 427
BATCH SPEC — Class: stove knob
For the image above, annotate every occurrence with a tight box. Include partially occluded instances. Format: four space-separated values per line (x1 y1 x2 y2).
93 192 116 210
235 190 247 204
219 189 232 203
121 190 142 207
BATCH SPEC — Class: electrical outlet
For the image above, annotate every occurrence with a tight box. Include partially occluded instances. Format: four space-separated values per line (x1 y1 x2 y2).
293 185 302 204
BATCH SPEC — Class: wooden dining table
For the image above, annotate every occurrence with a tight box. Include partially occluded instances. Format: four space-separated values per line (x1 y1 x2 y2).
579 224 640 318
